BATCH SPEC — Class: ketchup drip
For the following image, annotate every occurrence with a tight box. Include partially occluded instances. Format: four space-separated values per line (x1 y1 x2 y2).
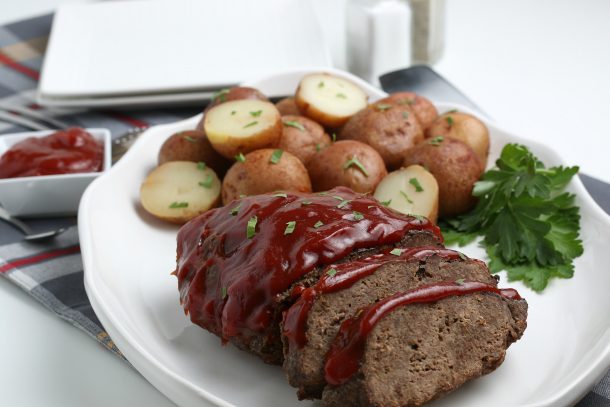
282 246 464 349
0 127 103 178
323 280 522 386
175 187 441 342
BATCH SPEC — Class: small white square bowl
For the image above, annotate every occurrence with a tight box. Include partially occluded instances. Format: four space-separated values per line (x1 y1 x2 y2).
0 128 111 217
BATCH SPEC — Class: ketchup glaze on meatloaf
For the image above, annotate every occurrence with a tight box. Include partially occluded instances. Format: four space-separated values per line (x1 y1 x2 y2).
175 187 442 343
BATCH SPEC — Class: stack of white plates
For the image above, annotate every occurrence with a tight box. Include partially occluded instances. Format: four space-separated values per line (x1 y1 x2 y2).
38 0 332 107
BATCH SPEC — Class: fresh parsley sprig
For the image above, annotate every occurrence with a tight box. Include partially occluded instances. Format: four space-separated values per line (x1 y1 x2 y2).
441 143 582 292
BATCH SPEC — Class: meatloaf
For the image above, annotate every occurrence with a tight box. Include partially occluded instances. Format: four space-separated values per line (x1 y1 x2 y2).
282 249 527 403
174 187 527 406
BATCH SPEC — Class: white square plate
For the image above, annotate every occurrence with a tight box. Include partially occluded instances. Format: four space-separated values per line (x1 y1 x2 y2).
38 0 331 108
0 128 111 217
79 68 610 406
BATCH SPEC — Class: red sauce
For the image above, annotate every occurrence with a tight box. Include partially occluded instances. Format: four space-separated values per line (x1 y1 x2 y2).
282 246 464 349
323 280 522 386
0 127 103 179
175 187 441 342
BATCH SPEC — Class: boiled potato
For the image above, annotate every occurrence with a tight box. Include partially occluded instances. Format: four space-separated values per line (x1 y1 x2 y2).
339 102 423 169
157 130 231 176
374 165 439 224
277 115 332 165
275 97 301 116
377 92 438 129
306 140 387 193
140 161 221 224
222 149 312 204
425 111 490 168
204 99 282 159
196 87 269 130
403 138 483 218
295 73 368 128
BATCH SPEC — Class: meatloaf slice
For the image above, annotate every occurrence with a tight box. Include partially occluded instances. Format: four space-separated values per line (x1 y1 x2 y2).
240 229 442 365
321 292 527 407
282 253 526 401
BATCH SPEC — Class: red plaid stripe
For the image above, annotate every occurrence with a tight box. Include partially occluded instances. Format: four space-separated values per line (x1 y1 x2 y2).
0 245 81 273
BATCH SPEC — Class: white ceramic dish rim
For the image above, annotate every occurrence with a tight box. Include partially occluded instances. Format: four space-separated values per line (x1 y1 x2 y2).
0 127 112 184
79 66 610 407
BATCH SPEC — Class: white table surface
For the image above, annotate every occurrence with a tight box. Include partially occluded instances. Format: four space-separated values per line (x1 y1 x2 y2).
1 1 609 406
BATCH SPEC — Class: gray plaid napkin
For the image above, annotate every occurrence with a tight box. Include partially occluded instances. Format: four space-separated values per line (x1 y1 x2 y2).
1 13 609 407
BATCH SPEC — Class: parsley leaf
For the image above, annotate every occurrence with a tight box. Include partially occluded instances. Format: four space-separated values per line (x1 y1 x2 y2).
400 191 413 204
343 156 369 177
441 143 582 292
169 201 188 209
375 103 392 112
243 121 258 128
429 136 444 146
390 248 402 256
247 216 258 239
269 149 283 164
314 220 324 228
409 177 424 192
352 211 364 221
235 152 246 162
250 110 262 117
326 268 337 277
283 120 305 131
284 221 296 235
199 174 214 188
337 199 351 209
197 161 206 170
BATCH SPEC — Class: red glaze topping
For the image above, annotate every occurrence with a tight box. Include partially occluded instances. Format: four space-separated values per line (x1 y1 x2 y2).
175 187 441 342
0 128 103 179
282 246 464 349
324 280 522 386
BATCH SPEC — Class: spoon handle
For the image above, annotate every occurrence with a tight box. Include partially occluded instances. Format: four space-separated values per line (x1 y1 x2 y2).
0 206 33 235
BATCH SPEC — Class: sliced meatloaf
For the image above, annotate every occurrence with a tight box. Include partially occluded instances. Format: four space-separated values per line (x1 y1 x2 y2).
282 252 527 402
321 290 527 406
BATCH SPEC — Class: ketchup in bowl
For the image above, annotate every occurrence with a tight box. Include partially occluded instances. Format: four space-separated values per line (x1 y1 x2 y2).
0 127 104 179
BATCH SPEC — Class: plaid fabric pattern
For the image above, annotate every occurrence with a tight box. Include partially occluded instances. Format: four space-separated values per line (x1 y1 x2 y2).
0 226 127 361
1 13 609 406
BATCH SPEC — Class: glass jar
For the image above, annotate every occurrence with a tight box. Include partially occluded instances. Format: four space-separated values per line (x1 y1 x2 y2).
409 0 446 64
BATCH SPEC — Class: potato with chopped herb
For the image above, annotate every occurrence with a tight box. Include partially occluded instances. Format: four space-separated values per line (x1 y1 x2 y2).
140 161 221 224
338 101 423 169
377 92 438 129
306 140 387 193
425 111 490 168
295 73 368 128
221 148 312 204
157 130 231 176
275 97 301 116
374 165 439 223
277 115 332 165
403 137 483 218
204 99 282 159
196 87 269 130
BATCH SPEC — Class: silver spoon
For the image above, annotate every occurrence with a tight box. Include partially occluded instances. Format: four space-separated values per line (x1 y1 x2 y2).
0 206 67 241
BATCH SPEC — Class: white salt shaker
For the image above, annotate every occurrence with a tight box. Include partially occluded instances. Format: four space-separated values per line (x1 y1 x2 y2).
346 0 412 85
